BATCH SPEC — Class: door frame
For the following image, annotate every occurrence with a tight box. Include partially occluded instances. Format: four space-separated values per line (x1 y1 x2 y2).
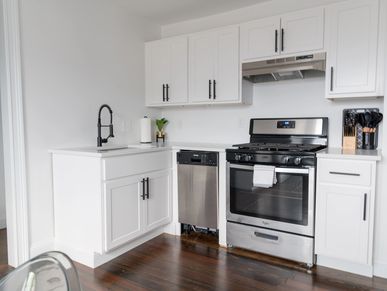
0 0 30 267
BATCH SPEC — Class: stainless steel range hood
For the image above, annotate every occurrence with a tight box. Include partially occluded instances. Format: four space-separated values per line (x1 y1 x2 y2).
242 52 326 83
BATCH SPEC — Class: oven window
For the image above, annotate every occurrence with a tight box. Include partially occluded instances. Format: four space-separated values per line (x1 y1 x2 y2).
230 167 309 225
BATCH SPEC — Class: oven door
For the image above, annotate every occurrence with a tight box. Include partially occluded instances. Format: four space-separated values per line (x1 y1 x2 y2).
227 163 315 236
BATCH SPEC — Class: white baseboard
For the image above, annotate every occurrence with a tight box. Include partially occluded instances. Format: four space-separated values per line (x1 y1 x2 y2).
54 228 165 268
0 218 6 229
374 262 387 278
30 239 55 258
163 222 180 236
317 255 373 277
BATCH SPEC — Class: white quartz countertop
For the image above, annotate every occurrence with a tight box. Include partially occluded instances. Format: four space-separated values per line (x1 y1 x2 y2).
49 142 233 158
317 148 382 161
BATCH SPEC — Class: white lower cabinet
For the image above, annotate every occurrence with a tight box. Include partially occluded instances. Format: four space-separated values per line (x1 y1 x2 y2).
104 176 143 251
315 184 370 264
144 170 172 231
104 169 172 252
52 150 172 268
315 157 377 276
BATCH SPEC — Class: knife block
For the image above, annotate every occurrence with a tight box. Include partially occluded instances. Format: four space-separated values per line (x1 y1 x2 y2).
342 136 357 150
343 108 380 150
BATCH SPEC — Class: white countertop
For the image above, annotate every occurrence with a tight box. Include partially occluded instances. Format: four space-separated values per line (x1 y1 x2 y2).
49 142 233 158
317 148 382 161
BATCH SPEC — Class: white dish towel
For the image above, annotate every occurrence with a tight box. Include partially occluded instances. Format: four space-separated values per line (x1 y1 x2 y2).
253 165 277 188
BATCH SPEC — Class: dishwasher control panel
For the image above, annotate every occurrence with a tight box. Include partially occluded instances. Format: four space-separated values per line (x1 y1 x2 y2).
177 150 218 166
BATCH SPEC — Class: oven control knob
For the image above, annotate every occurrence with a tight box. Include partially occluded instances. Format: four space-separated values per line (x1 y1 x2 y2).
235 154 241 161
294 157 303 165
244 155 253 162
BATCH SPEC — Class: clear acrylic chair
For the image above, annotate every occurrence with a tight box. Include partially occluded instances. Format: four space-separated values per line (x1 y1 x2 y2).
0 251 82 291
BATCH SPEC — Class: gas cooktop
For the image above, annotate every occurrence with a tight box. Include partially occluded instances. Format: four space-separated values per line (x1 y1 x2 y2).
226 118 328 167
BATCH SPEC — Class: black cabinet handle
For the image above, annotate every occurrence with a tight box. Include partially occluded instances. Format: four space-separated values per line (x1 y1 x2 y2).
281 28 284 51
141 178 146 200
213 80 216 99
363 193 367 221
146 177 150 199
209 80 212 99
166 84 169 102
330 67 334 92
162 84 166 102
275 30 278 52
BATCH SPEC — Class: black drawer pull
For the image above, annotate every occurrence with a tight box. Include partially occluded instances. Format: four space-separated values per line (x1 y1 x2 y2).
146 177 150 199
329 171 360 177
209 80 212 99
166 84 169 102
254 232 278 241
363 193 367 221
213 80 216 99
141 178 146 200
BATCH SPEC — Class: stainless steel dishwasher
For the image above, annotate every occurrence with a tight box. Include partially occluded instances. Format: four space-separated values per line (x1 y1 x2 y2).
177 150 218 229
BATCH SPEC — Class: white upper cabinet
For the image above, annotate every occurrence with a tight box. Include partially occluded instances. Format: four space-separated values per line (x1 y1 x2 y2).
325 0 381 98
280 8 324 55
188 31 217 103
240 16 281 61
145 37 188 106
240 8 324 61
189 26 240 104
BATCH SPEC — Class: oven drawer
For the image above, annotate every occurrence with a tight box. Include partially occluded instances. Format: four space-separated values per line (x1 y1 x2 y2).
227 222 314 265
318 159 372 187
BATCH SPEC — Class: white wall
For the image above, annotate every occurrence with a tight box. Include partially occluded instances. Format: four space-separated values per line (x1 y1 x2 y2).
0 98 5 230
19 0 161 252
163 78 383 147
160 0 387 278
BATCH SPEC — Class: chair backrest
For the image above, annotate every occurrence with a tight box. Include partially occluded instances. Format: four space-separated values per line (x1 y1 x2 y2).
0 251 82 291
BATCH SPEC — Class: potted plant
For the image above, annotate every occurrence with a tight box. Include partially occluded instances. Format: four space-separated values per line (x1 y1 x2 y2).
155 118 168 142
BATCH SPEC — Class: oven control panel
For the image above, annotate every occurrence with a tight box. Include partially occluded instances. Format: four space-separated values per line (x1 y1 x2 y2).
226 152 316 167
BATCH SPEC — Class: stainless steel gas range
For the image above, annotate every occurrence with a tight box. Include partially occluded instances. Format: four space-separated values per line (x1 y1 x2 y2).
226 117 328 266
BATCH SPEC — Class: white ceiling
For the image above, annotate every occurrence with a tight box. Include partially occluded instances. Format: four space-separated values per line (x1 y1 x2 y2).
117 0 271 25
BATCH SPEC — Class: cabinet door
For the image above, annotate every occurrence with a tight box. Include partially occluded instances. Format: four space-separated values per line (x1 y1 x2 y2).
167 37 188 104
280 8 324 55
144 170 172 232
145 41 170 106
104 176 143 251
326 0 379 97
315 184 370 264
213 27 240 103
240 16 280 61
188 31 216 103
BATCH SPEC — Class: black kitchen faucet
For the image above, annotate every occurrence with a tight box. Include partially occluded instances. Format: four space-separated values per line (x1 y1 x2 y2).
97 104 114 147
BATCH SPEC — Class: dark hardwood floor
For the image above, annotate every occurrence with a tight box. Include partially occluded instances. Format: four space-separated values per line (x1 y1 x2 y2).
0 228 12 278
1 231 387 290
75 234 387 291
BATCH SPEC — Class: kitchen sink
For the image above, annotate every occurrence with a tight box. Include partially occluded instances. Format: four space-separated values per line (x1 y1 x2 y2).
96 144 157 152
96 146 132 152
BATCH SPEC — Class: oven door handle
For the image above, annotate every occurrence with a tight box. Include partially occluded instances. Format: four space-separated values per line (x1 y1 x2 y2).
229 164 310 174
